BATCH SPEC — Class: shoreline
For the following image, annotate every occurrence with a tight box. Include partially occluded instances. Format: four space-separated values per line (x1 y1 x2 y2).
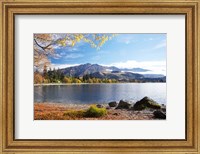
34 101 166 120
34 83 119 86
34 82 166 86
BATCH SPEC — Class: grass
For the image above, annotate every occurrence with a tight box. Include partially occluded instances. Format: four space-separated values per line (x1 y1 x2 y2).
34 103 107 120
84 105 107 117
63 105 107 119
63 110 85 119
34 103 157 120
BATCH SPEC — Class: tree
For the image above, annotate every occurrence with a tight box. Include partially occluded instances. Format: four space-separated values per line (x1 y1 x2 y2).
74 78 82 83
63 77 72 83
34 34 116 70
43 65 48 79
88 78 93 83
34 72 43 84
83 74 90 81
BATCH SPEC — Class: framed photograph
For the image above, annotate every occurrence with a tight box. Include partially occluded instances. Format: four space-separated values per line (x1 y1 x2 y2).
0 0 200 153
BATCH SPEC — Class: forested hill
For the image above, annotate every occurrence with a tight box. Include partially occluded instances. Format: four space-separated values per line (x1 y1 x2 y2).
34 63 166 84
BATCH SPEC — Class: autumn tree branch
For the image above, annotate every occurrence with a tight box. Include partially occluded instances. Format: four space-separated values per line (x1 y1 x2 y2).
34 38 52 51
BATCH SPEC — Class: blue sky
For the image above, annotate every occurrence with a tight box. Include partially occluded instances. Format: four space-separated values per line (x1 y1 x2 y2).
49 34 166 75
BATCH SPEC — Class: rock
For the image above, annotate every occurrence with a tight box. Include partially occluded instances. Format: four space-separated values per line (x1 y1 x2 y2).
153 110 166 119
136 111 141 114
133 96 161 110
108 101 117 107
161 107 166 112
113 113 120 115
106 106 111 110
161 104 166 112
96 104 104 108
115 100 132 109
149 108 155 112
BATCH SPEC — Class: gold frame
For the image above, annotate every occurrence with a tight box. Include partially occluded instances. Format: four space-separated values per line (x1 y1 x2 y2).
0 0 199 153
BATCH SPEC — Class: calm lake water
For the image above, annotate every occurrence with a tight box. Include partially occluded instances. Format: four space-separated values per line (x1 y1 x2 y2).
34 83 166 104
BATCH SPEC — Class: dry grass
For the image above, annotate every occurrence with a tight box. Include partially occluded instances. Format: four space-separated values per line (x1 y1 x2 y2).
34 103 156 120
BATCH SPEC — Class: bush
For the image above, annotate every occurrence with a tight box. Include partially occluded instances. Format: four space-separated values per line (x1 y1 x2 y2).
84 105 107 117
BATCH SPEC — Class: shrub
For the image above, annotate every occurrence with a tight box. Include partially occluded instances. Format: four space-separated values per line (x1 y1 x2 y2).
84 105 107 117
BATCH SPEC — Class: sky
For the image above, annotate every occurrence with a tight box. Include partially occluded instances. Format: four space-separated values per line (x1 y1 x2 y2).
49 34 166 75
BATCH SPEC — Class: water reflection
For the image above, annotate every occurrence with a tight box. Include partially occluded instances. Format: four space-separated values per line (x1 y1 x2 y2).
34 83 166 104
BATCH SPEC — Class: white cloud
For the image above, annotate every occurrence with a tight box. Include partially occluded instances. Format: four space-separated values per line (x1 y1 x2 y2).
154 41 166 49
64 53 83 59
52 53 62 59
103 60 166 75
64 47 78 52
117 35 135 44
53 45 79 52
50 63 79 69
52 52 83 60
50 60 166 75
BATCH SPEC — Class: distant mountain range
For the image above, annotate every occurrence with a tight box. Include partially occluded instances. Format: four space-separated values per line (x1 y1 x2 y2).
59 63 166 82
121 68 150 72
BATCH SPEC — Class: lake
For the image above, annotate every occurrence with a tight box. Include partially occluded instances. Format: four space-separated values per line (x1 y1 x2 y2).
34 83 166 104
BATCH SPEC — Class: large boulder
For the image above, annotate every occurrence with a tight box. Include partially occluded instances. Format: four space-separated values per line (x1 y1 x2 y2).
108 101 118 107
133 96 161 110
153 110 166 119
115 100 132 109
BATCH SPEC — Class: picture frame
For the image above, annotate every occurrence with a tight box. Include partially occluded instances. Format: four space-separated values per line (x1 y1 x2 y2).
0 0 199 153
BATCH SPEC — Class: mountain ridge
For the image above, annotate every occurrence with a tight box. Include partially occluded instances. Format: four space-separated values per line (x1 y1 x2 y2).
59 63 166 82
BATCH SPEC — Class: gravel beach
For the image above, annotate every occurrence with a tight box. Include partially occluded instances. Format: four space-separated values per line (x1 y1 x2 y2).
34 102 163 120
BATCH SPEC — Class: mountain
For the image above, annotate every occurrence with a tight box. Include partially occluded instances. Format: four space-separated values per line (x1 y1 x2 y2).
89 71 144 81
60 63 119 77
121 68 150 72
60 63 166 82
143 74 165 78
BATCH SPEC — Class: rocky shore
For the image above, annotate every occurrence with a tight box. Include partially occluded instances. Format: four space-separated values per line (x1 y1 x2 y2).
34 96 166 120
